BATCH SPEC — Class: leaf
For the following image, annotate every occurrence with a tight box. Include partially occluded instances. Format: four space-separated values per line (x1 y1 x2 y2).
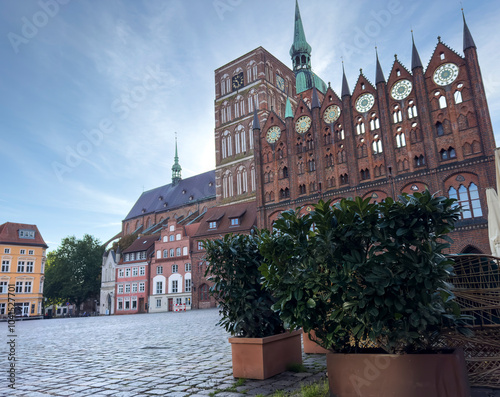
306 298 316 308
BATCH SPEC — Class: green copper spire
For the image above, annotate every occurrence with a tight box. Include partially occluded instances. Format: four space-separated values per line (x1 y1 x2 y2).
285 97 293 119
289 0 311 72
172 135 182 186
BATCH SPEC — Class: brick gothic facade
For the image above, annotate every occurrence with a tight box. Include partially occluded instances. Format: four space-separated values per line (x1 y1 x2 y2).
214 3 496 254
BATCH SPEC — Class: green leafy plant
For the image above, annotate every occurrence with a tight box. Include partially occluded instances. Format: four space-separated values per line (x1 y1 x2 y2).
204 233 285 338
259 191 470 353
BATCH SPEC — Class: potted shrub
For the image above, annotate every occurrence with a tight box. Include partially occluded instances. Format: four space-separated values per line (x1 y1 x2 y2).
259 191 472 396
203 233 302 380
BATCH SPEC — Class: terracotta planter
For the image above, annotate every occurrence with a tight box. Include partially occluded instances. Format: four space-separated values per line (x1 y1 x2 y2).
228 329 302 379
303 329 329 354
326 348 471 397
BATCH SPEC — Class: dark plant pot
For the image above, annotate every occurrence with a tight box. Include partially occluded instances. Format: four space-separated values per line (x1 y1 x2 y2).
326 348 471 397
228 329 302 379
303 329 329 354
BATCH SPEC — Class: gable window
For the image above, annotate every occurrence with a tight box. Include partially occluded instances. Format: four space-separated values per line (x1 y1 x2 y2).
392 105 402 123
408 100 418 119
396 130 406 148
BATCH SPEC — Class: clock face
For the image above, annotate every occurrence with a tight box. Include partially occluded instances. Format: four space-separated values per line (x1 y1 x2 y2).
433 63 459 86
276 75 285 91
266 126 281 144
323 105 341 124
391 80 413 100
232 72 244 91
295 115 311 134
355 93 375 113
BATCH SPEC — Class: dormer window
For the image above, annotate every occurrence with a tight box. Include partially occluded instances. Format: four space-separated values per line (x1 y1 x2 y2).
230 218 240 226
19 230 35 239
209 221 217 229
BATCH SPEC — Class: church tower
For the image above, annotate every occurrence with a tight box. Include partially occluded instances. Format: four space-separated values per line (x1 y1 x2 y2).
171 137 182 186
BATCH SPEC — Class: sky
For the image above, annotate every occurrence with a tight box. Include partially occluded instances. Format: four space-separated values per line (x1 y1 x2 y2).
1 0 500 251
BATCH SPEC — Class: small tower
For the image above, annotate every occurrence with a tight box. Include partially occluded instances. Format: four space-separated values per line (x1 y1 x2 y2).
171 135 182 186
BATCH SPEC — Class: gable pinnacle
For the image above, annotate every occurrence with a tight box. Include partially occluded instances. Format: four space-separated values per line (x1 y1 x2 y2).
462 9 476 50
252 99 260 129
411 31 423 69
375 47 385 84
311 86 321 109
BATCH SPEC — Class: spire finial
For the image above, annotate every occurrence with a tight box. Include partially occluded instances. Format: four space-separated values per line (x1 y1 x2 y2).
462 7 476 50
341 62 350 98
375 47 385 85
411 31 423 70
171 133 182 185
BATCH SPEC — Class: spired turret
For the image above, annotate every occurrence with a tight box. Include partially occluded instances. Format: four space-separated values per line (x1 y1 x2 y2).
171 136 182 186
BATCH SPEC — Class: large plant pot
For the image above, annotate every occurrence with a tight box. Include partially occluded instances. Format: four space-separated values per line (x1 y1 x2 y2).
303 329 329 354
326 348 471 397
228 329 302 379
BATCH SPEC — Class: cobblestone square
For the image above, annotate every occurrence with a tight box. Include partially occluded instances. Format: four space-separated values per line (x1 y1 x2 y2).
2 309 327 396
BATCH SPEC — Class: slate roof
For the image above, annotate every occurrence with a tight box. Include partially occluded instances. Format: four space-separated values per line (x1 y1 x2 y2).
124 170 216 221
193 201 257 238
122 233 160 254
0 222 48 248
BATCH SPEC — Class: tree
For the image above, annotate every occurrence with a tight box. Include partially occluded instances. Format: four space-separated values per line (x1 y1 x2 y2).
44 234 103 315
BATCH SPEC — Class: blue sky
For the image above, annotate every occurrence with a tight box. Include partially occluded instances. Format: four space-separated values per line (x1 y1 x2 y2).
1 0 499 250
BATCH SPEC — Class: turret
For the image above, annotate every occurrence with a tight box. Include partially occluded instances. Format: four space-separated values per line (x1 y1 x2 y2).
171 136 182 186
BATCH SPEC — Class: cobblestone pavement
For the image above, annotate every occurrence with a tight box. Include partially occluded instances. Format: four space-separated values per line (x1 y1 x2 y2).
2 309 327 397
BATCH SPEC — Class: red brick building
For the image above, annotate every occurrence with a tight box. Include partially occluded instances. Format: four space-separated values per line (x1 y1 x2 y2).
110 2 497 312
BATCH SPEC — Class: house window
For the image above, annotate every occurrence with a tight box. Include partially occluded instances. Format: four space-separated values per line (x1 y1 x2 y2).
169 235 174 242
356 118 365 134
20 249 26 255
132 283 138 293
4 248 10 254
197 241 204 250
156 281 163 294
24 281 32 293
440 147 456 160
392 105 403 123
209 221 217 229
408 101 418 118
1 260 10 272
0 281 7 293
118 284 124 294
438 95 447 109
172 264 178 273
124 299 130 310
414 155 425 167
118 269 124 277
396 132 406 148
125 284 131 293
125 268 131 277
156 299 161 308
200 284 209 301
230 218 240 226
26 261 34 272
360 169 370 180
17 261 25 272
185 279 191 292
132 298 137 309
372 138 383 154
186 298 191 306
139 282 145 292
169 248 174 257
19 230 35 239
117 299 123 310
185 263 191 272
132 267 138 276
139 267 145 276
163 249 168 258
176 247 181 256
15 281 23 293
124 254 130 262
157 266 163 275
172 280 178 293
449 183 483 219
182 247 188 256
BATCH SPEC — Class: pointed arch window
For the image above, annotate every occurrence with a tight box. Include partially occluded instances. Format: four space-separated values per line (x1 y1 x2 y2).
222 171 233 198
408 100 418 119
236 167 248 195
250 165 256 192
338 148 346 163
438 94 447 109
306 135 314 150
340 174 349 185
449 183 482 219
436 122 444 136
298 161 304 174
360 168 370 180
440 147 456 160
396 129 406 148
325 153 334 167
369 113 380 131
299 184 306 195
221 130 232 159
414 155 425 167
372 136 383 154
336 124 345 141
307 159 316 172
356 118 365 135
392 105 402 124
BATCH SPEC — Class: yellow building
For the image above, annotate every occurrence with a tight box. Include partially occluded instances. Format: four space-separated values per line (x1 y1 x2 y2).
0 222 47 318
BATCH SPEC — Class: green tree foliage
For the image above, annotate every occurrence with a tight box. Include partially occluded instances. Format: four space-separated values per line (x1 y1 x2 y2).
259 191 470 353
44 234 103 313
204 233 285 338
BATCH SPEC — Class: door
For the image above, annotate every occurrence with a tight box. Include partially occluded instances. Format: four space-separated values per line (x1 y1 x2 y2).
168 298 173 311
138 298 144 313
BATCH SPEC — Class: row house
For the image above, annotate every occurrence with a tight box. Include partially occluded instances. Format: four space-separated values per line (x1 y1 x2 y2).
114 234 159 315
